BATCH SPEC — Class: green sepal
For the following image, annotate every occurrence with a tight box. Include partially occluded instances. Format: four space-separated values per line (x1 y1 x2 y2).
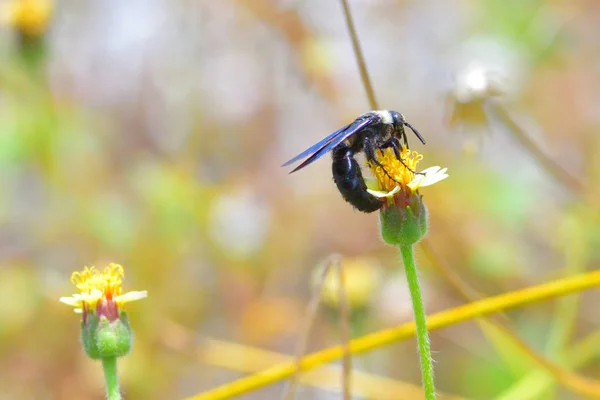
97 313 132 359
81 312 132 360
379 195 428 246
81 314 101 359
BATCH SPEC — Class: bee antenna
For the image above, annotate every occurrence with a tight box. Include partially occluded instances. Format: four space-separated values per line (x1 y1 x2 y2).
404 121 426 145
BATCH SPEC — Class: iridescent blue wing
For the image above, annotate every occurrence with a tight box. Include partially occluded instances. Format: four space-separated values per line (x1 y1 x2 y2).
283 115 378 174
281 127 347 167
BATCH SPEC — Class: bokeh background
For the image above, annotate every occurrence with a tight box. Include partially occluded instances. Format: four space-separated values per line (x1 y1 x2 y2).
1 0 600 399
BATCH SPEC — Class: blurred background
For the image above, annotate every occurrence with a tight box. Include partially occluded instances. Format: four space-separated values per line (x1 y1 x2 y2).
1 0 600 399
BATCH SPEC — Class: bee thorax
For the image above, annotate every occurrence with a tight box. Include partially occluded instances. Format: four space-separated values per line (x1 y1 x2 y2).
373 110 394 125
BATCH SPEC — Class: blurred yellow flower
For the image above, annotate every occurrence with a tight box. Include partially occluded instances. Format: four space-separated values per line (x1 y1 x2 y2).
0 0 53 37
366 147 448 202
320 258 381 309
59 263 147 319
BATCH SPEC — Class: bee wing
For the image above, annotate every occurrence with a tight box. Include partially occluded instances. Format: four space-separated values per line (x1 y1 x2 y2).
284 116 378 174
281 127 348 167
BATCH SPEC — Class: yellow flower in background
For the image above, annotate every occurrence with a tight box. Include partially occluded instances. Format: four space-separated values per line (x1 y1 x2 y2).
61 263 145 378
60 263 147 321
319 258 382 310
0 0 53 38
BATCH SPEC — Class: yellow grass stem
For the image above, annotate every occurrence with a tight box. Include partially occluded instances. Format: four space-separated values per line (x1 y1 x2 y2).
186 269 600 400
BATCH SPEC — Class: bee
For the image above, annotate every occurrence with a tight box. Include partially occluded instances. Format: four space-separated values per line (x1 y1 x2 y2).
283 110 426 213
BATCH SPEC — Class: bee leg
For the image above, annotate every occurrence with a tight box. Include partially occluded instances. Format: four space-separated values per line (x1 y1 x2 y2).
398 113 411 147
381 137 425 176
401 128 409 149
364 137 402 184
389 137 402 160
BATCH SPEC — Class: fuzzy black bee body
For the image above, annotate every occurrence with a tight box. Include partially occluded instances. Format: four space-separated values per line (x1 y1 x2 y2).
283 110 425 213
331 143 383 212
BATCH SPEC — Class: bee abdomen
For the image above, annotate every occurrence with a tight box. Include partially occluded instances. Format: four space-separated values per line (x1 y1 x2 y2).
331 146 383 213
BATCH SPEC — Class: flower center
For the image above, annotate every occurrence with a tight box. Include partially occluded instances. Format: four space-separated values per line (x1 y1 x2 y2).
368 146 423 192
71 264 124 300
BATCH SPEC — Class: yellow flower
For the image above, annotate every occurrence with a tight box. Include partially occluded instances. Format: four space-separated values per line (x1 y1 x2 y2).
59 263 147 320
366 147 448 246
319 258 382 309
0 0 53 38
366 147 448 204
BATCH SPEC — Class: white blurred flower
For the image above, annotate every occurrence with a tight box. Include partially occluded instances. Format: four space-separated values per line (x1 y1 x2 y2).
447 36 527 129
453 62 506 103
209 187 271 260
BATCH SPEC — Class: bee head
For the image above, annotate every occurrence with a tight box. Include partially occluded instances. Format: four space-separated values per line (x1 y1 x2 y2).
390 111 405 131
391 111 426 146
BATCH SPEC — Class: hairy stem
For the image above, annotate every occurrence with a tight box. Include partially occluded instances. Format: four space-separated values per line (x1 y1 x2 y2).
102 357 121 400
399 244 436 400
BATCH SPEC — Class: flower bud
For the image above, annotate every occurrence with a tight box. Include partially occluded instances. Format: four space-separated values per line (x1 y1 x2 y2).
380 194 428 246
59 263 146 360
81 313 132 360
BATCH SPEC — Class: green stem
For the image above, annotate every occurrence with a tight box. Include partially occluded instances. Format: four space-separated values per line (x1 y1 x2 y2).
102 357 122 400
399 244 436 400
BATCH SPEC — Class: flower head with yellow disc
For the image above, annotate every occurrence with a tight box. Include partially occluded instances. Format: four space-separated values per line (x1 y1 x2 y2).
60 263 147 323
366 147 448 245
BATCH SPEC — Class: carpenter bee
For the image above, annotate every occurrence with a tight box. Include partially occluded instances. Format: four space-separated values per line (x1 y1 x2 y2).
282 110 426 213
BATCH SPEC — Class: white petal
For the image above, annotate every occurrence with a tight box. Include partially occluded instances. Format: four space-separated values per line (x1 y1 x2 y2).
59 296 82 307
366 185 401 198
115 290 148 304
424 173 449 186
420 166 443 174
79 290 102 303
408 166 449 189
408 175 425 188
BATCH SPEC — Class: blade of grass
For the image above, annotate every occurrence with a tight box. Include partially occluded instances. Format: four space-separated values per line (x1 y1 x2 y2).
496 329 600 400
340 0 378 110
282 256 336 400
281 255 352 400
336 257 352 400
488 102 585 193
185 269 600 400
159 318 459 399
545 213 590 358
200 338 461 399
